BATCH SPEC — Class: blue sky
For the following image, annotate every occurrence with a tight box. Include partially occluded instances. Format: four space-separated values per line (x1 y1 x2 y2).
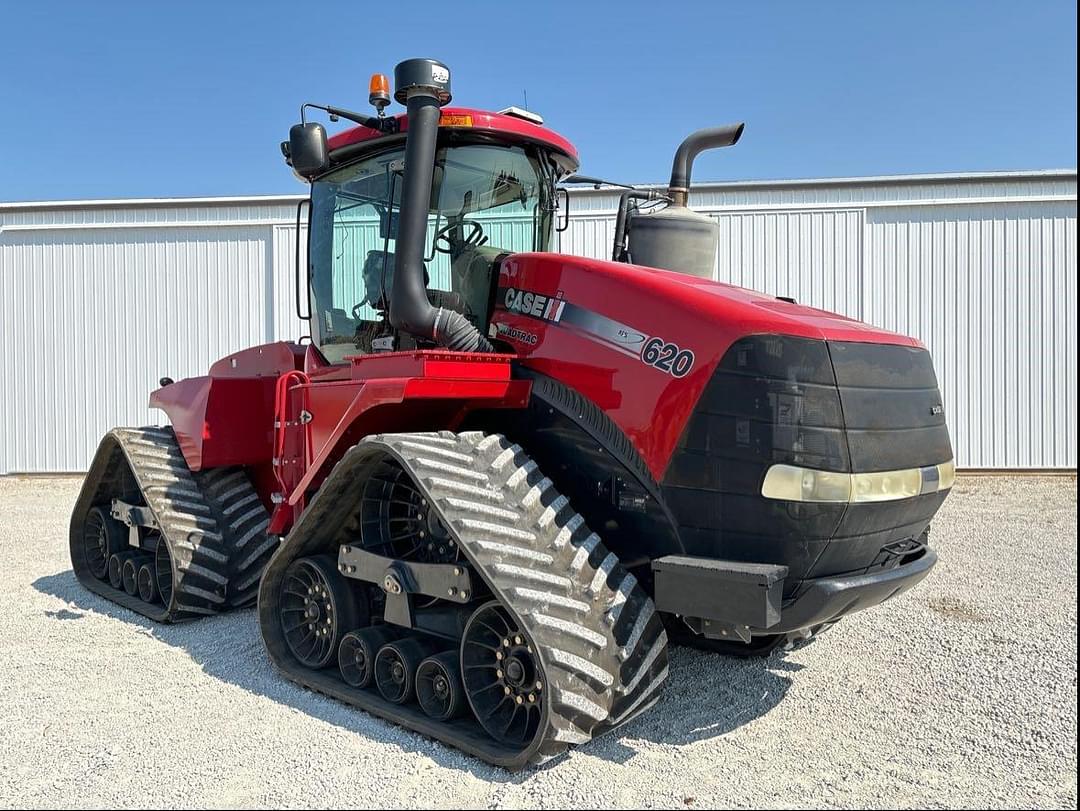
0 1 1075 201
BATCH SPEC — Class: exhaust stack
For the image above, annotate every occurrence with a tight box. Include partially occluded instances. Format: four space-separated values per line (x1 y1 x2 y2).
624 123 745 279
667 123 744 206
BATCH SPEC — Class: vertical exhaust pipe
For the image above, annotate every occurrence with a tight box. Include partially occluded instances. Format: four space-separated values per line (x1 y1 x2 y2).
389 58 493 352
623 122 745 277
667 123 745 206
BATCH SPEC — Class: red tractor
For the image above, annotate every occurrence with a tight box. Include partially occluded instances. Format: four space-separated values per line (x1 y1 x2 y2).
70 59 954 768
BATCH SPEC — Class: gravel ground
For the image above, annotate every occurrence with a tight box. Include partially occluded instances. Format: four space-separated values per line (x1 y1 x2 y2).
0 475 1075 809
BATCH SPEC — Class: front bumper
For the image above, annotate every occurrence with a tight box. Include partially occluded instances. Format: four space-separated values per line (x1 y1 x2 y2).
653 546 937 640
769 547 936 633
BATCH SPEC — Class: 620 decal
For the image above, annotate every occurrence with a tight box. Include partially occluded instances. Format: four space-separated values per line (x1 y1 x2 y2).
641 336 695 377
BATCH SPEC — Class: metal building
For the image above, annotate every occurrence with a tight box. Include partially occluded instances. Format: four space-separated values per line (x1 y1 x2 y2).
1 169 1075 474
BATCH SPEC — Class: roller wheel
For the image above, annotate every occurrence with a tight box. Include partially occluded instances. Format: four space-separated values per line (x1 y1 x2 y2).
417 650 467 721
123 556 148 596
107 555 123 589
461 602 544 747
152 534 173 606
82 506 126 581
339 625 398 688
279 555 358 669
108 550 140 590
374 638 433 704
137 563 158 604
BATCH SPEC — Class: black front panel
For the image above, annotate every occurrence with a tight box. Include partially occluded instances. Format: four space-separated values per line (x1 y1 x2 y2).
828 340 952 473
661 335 953 594
661 336 851 593
811 490 947 578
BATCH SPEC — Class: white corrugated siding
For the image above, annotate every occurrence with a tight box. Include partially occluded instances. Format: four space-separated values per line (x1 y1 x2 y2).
863 202 1077 468
271 223 308 342
0 223 272 472
713 209 864 316
1 172 1075 472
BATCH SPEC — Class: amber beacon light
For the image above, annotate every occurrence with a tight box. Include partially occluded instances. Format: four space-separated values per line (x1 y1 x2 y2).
369 73 391 114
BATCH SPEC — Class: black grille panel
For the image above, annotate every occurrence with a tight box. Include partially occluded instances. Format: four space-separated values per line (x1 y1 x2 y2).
829 340 952 473
661 335 953 590
829 341 940 389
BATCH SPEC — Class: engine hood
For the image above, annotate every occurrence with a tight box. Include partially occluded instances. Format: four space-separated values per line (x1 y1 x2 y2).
596 256 918 348
493 252 928 479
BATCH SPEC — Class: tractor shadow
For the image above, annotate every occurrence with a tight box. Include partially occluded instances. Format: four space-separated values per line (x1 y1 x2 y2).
33 570 797 778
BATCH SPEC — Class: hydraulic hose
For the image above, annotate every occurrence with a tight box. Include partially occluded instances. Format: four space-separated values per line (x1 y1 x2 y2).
612 189 669 262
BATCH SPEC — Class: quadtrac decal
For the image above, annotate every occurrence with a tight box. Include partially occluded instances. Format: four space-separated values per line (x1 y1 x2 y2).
494 321 539 346
496 286 695 376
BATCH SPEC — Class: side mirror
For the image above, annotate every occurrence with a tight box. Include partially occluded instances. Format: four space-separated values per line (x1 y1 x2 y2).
287 122 329 180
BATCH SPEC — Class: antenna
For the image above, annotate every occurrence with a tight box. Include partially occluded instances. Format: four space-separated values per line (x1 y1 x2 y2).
523 89 528 111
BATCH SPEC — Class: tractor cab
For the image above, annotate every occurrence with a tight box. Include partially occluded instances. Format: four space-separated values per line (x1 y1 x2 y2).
308 133 565 360
284 72 579 362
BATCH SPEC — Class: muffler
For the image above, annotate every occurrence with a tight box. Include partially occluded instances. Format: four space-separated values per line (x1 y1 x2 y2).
624 123 744 279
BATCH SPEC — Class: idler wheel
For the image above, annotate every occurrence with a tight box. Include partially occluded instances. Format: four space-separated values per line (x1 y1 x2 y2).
279 555 358 669
152 534 173 606
83 506 126 581
461 601 544 746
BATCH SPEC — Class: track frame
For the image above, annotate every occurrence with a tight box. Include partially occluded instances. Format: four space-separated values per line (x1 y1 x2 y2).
258 431 669 770
69 427 272 621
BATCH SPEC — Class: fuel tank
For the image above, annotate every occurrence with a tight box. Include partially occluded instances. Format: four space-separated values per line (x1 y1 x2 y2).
489 253 953 593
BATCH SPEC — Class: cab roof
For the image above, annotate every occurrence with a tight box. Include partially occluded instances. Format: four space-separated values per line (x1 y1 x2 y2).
326 106 580 167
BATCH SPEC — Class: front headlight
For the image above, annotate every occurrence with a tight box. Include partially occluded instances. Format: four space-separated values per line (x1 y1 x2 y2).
761 459 956 503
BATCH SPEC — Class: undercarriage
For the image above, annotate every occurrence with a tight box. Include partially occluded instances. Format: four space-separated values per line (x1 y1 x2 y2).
71 427 670 767
258 431 669 768
69 427 275 621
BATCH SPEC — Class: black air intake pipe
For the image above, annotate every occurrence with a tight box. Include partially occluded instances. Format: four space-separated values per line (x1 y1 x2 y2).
389 58 493 352
667 123 745 206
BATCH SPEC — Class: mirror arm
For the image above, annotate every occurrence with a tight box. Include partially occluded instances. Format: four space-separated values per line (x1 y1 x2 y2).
303 102 399 133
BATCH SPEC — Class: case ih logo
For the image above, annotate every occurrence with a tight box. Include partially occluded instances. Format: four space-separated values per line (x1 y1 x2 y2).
503 287 566 322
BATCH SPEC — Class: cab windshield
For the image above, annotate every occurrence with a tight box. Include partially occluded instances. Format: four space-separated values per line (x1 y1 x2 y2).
308 140 556 361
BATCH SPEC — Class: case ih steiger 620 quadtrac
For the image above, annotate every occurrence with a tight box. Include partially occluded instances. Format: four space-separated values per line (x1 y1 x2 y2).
70 59 954 768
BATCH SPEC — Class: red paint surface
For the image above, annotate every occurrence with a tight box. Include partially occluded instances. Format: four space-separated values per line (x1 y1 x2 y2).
150 376 276 471
492 252 920 480
326 107 579 165
154 347 530 534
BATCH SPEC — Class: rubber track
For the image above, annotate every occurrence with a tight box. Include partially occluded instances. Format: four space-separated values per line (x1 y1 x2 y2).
259 430 670 768
69 427 270 621
194 466 275 608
